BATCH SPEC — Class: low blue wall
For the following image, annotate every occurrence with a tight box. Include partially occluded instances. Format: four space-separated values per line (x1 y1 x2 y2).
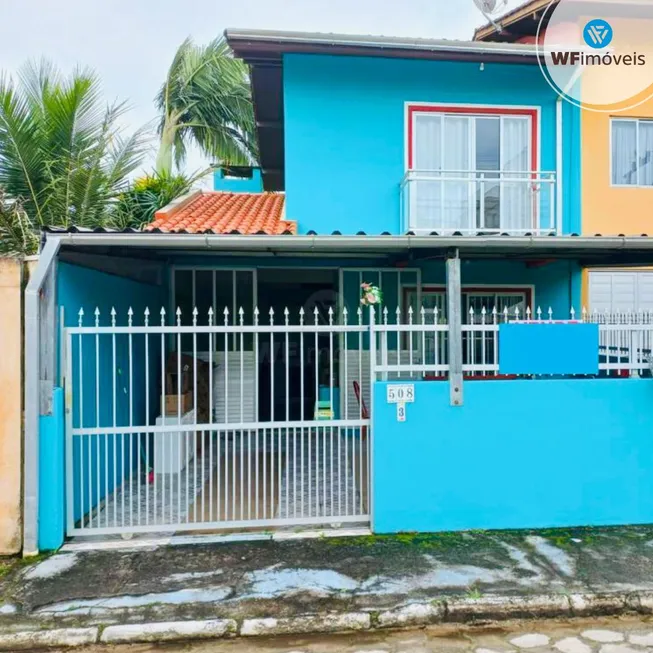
373 379 653 533
39 388 64 551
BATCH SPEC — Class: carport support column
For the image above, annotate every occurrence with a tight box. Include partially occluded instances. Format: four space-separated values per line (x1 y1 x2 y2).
446 252 463 407
24 236 61 555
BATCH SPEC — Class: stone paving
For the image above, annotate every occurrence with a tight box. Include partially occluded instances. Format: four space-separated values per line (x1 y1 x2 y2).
77 616 653 653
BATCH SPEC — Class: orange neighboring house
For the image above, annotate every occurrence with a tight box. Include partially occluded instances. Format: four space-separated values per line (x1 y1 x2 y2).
475 0 653 312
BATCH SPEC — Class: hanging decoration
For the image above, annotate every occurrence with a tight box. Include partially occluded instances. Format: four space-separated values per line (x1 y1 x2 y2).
360 282 383 306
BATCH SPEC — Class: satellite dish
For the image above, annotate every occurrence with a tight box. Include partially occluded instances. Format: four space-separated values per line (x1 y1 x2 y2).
473 0 508 17
473 0 508 31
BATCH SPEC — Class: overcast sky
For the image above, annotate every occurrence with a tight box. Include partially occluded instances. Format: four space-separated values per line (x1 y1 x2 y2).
0 0 519 177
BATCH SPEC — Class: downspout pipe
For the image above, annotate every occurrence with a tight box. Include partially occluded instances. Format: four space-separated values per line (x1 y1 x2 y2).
23 236 61 555
556 95 564 235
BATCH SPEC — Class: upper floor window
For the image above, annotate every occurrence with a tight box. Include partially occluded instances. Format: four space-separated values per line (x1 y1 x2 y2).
404 105 555 235
611 118 653 187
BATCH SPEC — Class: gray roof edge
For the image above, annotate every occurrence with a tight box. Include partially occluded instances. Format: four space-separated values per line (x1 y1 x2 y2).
224 28 540 57
44 231 653 252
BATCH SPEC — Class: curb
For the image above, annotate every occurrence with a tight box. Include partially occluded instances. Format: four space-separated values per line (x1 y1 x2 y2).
100 619 237 644
0 591 651 650
0 627 98 651
241 613 371 637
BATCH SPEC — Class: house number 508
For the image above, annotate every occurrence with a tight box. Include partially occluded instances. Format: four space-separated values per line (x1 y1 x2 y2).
386 384 415 404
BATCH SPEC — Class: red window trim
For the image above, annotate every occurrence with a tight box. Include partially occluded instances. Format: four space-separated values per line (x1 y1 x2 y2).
403 285 534 313
407 104 539 173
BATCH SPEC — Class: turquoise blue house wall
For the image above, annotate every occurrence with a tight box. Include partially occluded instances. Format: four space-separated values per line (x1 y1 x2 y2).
39 263 165 548
373 378 653 533
283 54 582 236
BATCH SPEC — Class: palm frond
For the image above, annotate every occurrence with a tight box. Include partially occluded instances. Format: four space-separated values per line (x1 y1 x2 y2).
0 75 47 222
155 36 257 172
108 170 197 230
0 59 146 234
0 192 38 256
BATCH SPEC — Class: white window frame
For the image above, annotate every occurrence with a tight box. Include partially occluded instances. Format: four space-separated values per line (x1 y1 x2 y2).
610 117 653 189
406 104 539 233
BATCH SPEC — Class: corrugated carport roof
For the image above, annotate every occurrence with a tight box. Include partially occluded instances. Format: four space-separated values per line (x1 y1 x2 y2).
42 229 653 265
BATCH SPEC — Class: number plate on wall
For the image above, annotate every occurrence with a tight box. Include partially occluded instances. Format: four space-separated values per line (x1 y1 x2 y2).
386 384 415 404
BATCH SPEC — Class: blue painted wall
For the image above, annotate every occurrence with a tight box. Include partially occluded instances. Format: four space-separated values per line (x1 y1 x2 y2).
499 323 599 375
168 256 581 321
55 263 166 527
39 388 65 551
213 167 263 193
420 259 582 318
374 379 653 533
284 54 581 235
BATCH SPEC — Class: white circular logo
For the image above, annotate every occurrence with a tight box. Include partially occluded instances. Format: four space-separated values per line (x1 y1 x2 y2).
303 289 339 325
536 0 653 113
473 0 508 17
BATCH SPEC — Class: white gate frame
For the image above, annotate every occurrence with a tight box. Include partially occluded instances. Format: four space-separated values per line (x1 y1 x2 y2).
63 308 373 538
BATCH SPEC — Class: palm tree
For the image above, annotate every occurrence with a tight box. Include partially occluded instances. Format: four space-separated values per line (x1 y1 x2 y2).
0 60 147 255
155 37 256 175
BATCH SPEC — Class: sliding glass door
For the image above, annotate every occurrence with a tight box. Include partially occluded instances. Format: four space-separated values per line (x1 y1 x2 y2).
412 111 532 233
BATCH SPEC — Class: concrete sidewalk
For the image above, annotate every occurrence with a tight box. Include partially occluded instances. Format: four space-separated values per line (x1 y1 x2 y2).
3 526 653 649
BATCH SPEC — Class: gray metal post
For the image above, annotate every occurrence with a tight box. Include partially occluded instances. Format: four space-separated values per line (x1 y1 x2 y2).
368 304 376 531
24 236 61 555
446 253 463 407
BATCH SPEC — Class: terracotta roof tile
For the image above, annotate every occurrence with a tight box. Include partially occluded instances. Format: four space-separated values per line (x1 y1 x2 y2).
147 191 294 235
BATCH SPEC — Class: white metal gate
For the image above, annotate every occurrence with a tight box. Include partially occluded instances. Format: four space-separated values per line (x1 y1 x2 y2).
64 304 371 537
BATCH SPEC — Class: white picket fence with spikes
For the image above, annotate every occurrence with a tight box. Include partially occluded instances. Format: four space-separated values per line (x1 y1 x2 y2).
374 303 653 379
65 302 375 538
63 301 653 538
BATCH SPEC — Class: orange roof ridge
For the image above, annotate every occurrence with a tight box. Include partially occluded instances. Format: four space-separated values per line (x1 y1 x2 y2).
147 190 293 236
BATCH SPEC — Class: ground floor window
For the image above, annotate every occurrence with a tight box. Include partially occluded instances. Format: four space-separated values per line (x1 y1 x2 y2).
403 286 533 374
404 286 533 322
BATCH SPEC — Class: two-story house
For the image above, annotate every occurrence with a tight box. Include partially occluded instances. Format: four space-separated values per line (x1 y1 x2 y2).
474 0 653 312
23 30 653 551
160 29 583 316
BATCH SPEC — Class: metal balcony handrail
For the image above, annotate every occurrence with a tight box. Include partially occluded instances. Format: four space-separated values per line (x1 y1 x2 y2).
400 168 559 234
401 169 557 188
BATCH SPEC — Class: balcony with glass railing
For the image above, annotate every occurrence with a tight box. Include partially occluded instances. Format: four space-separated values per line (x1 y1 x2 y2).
401 169 558 235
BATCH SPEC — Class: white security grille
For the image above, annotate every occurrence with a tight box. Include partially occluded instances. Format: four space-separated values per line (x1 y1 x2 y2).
65 305 371 537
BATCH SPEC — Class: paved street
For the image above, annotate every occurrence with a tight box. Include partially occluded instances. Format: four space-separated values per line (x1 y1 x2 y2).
75 616 653 653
